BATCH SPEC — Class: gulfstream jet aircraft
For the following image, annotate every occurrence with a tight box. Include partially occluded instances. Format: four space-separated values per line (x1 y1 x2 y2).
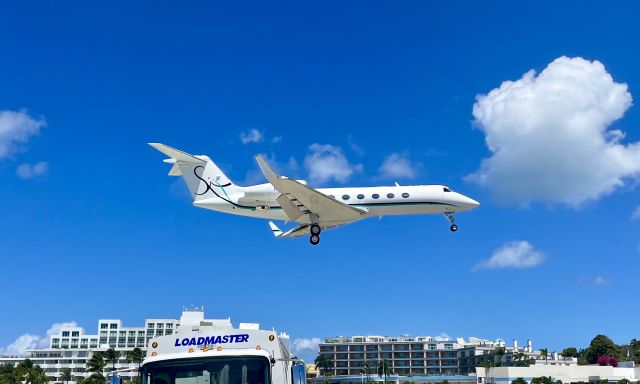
149 143 479 245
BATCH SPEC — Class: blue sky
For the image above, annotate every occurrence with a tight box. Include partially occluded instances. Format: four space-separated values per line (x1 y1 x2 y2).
1 1 639 362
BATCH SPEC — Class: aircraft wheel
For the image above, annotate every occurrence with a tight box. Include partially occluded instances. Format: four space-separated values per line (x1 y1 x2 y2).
450 224 459 232
310 224 321 235
310 235 320 245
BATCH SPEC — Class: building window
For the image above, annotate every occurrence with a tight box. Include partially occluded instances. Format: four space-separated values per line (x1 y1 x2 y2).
72 331 80 337
110 324 117 329
62 331 70 337
372 194 380 199
342 195 350 200
402 193 410 198
157 323 163 329
387 193 395 198
110 331 116 337
148 323 154 329
165 329 173 335
166 324 173 329
100 324 108 329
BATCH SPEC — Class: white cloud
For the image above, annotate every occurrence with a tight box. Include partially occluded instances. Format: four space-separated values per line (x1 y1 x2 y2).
467 56 640 207
291 337 321 355
16 161 48 179
473 241 545 271
433 333 450 341
378 153 418 179
0 109 46 160
0 321 77 356
304 143 362 184
271 136 282 144
239 128 264 144
631 206 640 221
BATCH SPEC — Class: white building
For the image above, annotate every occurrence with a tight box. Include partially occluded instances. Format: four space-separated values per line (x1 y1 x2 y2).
0 307 232 383
477 364 640 384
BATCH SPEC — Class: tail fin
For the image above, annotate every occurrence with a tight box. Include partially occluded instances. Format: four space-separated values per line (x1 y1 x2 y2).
149 143 241 201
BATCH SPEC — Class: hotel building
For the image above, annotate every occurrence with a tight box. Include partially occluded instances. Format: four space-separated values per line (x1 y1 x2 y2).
0 307 232 383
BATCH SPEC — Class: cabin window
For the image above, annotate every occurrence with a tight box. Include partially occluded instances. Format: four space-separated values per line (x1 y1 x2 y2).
387 193 395 198
372 194 380 199
357 194 365 199
443 187 452 192
328 195 335 199
402 193 410 198
342 195 350 200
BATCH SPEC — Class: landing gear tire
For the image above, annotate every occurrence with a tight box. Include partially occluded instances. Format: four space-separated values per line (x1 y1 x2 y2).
310 224 321 235
450 224 459 232
310 235 320 245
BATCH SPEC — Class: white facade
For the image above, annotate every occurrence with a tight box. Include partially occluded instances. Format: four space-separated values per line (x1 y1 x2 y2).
477 364 640 383
0 308 233 383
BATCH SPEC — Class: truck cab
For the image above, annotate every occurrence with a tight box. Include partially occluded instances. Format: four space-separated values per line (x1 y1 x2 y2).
140 328 305 384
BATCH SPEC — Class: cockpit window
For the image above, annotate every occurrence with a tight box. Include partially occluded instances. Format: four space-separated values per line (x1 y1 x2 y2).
443 187 452 192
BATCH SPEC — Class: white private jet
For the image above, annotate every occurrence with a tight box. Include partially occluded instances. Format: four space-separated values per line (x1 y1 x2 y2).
150 143 480 245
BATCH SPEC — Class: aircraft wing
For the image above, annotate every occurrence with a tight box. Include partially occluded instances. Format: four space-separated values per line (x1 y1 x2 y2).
256 155 367 224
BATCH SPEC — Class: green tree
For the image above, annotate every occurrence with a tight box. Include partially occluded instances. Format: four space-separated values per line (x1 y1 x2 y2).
539 348 549 364
87 352 107 376
585 335 620 364
103 349 121 373
512 378 527 384
617 379 630 384
127 348 145 371
494 347 506 366
27 366 48 384
530 377 554 384
87 374 106 384
629 339 640 363
313 354 333 384
60 369 72 384
561 348 577 362
377 360 391 384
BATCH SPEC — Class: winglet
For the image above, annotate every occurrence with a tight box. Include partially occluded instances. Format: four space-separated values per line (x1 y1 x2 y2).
256 155 280 182
148 143 206 164
268 221 283 237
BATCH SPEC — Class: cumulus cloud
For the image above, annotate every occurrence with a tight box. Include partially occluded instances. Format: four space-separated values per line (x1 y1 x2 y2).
473 241 545 271
467 56 640 207
631 206 640 221
304 144 362 184
291 337 321 355
239 128 264 144
0 109 46 160
0 321 77 356
378 153 419 179
16 161 48 179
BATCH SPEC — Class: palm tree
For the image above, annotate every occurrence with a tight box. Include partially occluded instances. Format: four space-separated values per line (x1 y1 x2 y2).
359 361 370 383
60 369 72 384
377 360 391 384
28 366 48 384
314 354 333 384
104 348 121 373
494 347 506 366
87 352 107 377
540 348 549 364
512 352 525 365
127 348 145 372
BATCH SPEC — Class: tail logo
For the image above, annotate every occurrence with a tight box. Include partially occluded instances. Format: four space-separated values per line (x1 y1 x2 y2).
193 165 231 196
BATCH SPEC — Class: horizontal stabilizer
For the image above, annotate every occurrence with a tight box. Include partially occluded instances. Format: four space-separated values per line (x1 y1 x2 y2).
148 143 207 164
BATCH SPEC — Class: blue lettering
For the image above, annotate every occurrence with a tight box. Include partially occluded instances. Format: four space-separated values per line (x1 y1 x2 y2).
181 338 189 346
175 339 180 347
222 335 229 343
189 338 197 346
214 336 222 344
197 337 205 345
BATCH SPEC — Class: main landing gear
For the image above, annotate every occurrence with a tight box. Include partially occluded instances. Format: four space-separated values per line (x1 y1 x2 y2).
309 224 321 245
444 213 458 232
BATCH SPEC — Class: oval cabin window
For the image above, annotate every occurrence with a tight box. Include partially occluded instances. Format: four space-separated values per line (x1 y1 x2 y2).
387 193 395 198
342 195 350 200
357 194 365 199
402 193 410 198
372 194 380 199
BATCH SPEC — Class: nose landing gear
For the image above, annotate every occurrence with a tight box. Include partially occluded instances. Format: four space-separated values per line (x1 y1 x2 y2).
309 224 322 245
444 213 458 232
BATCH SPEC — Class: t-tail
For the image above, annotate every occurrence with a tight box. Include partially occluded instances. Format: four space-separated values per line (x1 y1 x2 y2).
148 143 242 202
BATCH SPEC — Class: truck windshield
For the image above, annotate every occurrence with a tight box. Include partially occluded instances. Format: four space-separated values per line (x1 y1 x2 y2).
142 357 270 384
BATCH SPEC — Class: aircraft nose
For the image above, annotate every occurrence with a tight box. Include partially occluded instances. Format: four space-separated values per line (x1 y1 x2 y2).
459 194 480 210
